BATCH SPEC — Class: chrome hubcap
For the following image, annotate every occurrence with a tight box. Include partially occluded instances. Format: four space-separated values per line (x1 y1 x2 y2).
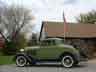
62 56 74 68
16 56 26 67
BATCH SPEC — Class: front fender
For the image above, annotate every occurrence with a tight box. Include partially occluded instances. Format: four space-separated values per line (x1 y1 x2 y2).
72 51 81 62
13 53 32 63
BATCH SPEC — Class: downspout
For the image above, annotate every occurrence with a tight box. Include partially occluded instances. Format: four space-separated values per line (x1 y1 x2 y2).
39 21 44 41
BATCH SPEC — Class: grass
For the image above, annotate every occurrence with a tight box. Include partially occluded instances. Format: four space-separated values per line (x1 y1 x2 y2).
0 52 14 65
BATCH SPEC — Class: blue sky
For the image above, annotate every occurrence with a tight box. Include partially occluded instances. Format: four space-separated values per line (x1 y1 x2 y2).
1 0 96 33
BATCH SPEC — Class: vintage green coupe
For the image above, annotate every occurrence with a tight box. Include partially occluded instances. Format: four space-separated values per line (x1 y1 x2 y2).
14 38 88 68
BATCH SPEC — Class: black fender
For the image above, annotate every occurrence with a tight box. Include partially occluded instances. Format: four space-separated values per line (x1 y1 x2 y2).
13 53 32 63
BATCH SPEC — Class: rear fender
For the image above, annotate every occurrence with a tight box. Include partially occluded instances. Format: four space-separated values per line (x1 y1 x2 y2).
59 52 80 63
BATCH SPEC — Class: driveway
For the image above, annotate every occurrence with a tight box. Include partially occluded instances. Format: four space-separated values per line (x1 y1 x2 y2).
0 60 96 72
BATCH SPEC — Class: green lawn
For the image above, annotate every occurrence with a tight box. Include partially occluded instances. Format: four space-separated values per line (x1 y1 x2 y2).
0 55 14 65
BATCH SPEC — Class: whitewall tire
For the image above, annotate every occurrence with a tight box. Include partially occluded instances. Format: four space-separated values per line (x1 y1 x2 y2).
62 55 74 68
16 56 27 67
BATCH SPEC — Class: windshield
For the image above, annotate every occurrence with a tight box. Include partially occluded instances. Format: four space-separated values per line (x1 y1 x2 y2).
55 39 64 45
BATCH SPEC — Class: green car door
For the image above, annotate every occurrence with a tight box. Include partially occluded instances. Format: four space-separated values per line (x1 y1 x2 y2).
36 40 62 59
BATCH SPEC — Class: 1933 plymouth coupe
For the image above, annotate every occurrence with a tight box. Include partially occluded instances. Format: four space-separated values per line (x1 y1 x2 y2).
14 38 88 68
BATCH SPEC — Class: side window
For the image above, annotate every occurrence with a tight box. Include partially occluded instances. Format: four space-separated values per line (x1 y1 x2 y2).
41 40 56 46
53 40 56 45
47 40 51 46
41 40 48 46
47 40 56 46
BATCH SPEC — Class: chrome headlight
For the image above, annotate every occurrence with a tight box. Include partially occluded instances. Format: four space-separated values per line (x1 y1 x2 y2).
20 49 24 52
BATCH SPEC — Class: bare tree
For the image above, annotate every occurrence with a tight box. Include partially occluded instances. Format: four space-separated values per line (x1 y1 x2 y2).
0 5 34 54
0 5 34 41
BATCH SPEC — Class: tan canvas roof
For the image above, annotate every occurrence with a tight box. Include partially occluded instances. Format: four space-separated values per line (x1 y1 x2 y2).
43 21 96 38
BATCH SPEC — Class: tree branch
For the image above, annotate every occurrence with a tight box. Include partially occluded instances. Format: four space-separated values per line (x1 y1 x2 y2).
0 31 8 42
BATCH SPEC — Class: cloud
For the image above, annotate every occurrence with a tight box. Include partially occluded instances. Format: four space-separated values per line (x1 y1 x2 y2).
3 0 96 33
0 0 7 7
64 0 77 4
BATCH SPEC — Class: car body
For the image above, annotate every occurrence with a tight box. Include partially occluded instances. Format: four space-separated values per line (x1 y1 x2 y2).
14 38 88 68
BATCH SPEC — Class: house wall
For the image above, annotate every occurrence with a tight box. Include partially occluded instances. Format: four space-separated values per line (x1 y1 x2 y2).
0 37 4 48
65 38 96 58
